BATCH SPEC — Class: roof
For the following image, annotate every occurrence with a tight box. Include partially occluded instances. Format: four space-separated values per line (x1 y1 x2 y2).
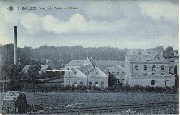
112 65 128 73
66 60 86 66
126 50 168 63
65 68 86 78
79 64 94 74
22 65 30 72
88 67 108 78
96 60 125 71
22 65 50 73
40 65 50 71
3 91 20 101
89 57 96 67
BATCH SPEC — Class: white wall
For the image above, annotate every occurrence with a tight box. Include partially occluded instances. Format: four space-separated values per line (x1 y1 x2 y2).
88 77 108 88
127 76 175 88
64 77 87 86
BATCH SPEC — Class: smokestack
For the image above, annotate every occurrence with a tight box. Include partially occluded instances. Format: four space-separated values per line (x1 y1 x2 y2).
14 26 17 65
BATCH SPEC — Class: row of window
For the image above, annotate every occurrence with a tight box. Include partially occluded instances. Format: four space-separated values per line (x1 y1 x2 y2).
68 81 104 85
135 65 165 71
150 80 169 85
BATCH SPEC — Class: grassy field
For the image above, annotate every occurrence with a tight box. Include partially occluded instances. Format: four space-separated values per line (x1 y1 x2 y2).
0 91 178 114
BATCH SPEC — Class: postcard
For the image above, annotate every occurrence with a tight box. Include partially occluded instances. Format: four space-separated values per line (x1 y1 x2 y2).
0 0 179 114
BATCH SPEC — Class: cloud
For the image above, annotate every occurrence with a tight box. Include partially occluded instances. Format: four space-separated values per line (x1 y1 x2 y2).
42 13 126 34
20 12 42 35
138 1 178 21
0 1 178 49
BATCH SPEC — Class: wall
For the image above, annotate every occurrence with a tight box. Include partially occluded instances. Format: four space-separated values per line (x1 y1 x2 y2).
127 76 175 88
64 77 87 86
131 63 169 76
88 77 108 88
64 76 108 88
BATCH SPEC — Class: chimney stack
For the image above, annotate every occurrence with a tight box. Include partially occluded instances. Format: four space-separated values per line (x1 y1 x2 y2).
14 26 17 65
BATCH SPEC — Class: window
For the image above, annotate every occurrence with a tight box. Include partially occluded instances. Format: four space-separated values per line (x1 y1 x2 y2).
164 80 169 86
74 81 77 87
143 73 147 75
151 80 155 85
121 79 124 83
152 65 156 71
74 71 77 75
161 65 164 70
117 79 120 83
152 73 155 75
95 81 98 84
121 72 125 75
161 73 164 75
144 65 147 70
135 65 138 70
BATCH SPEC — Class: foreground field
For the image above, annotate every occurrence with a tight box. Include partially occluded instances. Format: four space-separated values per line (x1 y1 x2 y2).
0 91 179 114
27 92 178 114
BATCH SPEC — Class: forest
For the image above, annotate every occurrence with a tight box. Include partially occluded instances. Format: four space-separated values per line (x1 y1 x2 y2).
0 44 129 69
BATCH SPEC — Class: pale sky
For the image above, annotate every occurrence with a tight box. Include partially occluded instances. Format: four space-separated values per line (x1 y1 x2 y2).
0 0 179 49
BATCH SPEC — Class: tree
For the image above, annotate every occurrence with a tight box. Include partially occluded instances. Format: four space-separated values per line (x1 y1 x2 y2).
27 64 41 89
164 46 174 58
108 72 117 87
6 64 22 90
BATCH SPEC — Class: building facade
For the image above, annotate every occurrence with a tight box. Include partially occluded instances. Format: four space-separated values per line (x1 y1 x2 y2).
125 46 175 87
64 58 109 88
104 65 128 84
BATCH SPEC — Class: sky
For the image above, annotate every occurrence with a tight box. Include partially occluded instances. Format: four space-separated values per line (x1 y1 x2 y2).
0 0 179 49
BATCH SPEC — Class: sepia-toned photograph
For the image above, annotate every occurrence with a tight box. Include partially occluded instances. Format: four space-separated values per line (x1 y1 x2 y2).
0 0 179 114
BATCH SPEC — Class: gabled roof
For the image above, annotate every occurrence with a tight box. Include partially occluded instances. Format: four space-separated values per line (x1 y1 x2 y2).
66 60 86 66
22 65 50 73
114 65 128 73
40 65 50 71
79 64 94 74
3 91 19 101
88 67 108 78
89 57 96 67
65 68 86 78
22 65 30 73
66 58 94 67
126 51 168 63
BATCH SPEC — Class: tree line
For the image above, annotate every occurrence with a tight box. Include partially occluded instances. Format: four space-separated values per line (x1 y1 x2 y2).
0 44 129 68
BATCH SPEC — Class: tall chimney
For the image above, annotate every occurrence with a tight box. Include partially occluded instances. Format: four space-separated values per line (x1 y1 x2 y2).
14 26 17 65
